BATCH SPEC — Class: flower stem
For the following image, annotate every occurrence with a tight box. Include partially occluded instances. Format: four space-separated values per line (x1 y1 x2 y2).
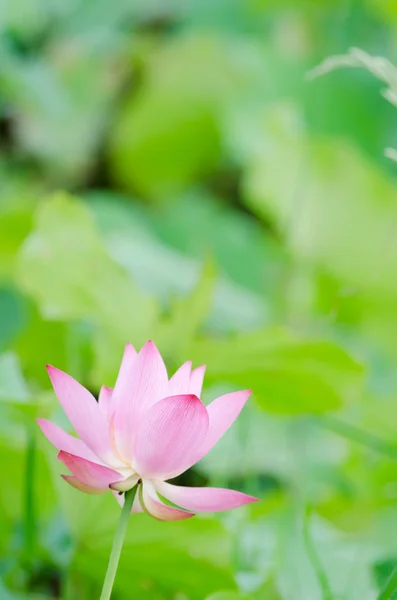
100 485 138 600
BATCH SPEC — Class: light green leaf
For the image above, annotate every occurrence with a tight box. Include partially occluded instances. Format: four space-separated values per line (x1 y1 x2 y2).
309 47 397 162
2 44 123 183
109 33 251 199
16 193 158 351
243 105 397 302
0 353 30 403
87 190 268 334
157 259 216 363
206 593 247 600
191 330 364 414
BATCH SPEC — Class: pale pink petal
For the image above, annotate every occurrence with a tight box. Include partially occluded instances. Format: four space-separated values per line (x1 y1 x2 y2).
113 490 144 514
62 475 106 495
111 343 137 412
98 386 113 415
195 390 252 462
58 451 121 488
169 361 192 395
46 366 115 464
133 394 209 480
110 474 140 492
37 419 103 464
141 481 194 521
156 481 258 512
190 365 206 398
113 341 168 462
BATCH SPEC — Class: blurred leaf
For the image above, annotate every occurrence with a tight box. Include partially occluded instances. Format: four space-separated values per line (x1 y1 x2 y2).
87 190 268 335
191 330 364 414
16 193 158 352
150 191 289 297
374 559 397 600
109 32 254 199
2 42 125 183
206 585 282 600
157 259 216 362
0 172 38 279
0 578 44 600
243 105 397 303
12 305 69 387
251 580 283 600
0 287 28 352
0 353 30 402
309 47 397 162
206 593 247 600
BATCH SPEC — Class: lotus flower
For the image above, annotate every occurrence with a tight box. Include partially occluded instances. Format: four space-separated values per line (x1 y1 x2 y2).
38 341 258 520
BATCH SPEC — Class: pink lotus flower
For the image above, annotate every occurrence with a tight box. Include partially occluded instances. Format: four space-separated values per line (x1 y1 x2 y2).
38 341 258 520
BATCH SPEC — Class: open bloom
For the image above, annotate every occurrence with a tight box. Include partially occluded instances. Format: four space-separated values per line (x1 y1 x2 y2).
38 341 258 520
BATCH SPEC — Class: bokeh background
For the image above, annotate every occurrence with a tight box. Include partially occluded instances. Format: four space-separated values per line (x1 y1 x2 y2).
3 1 397 598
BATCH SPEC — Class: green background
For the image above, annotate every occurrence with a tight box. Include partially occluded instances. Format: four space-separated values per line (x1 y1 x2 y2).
2 0 397 598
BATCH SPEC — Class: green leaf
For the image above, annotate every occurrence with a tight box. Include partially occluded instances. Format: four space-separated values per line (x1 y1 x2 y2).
149 191 288 296
86 190 268 334
0 353 30 403
243 105 397 301
374 560 397 600
206 593 247 600
190 330 364 414
2 45 124 183
16 193 158 350
109 33 249 199
12 303 68 387
157 259 216 363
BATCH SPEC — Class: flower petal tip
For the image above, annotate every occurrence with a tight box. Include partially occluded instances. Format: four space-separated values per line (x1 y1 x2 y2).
57 450 73 463
144 339 161 352
46 364 61 377
247 495 260 504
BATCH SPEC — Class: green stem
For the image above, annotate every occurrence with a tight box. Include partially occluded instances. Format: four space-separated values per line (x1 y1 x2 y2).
100 485 138 600
377 563 397 600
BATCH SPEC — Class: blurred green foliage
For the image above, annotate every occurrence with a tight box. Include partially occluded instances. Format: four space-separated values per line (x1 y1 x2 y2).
3 0 397 599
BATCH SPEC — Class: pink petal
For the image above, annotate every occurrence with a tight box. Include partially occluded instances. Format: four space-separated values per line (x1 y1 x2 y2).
111 343 137 412
58 451 121 488
46 366 115 464
169 361 192 395
195 390 252 462
133 394 209 480
156 481 259 512
98 386 113 415
37 419 103 464
141 481 194 521
113 490 144 514
110 474 140 492
113 341 168 462
190 365 206 398
62 475 106 495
